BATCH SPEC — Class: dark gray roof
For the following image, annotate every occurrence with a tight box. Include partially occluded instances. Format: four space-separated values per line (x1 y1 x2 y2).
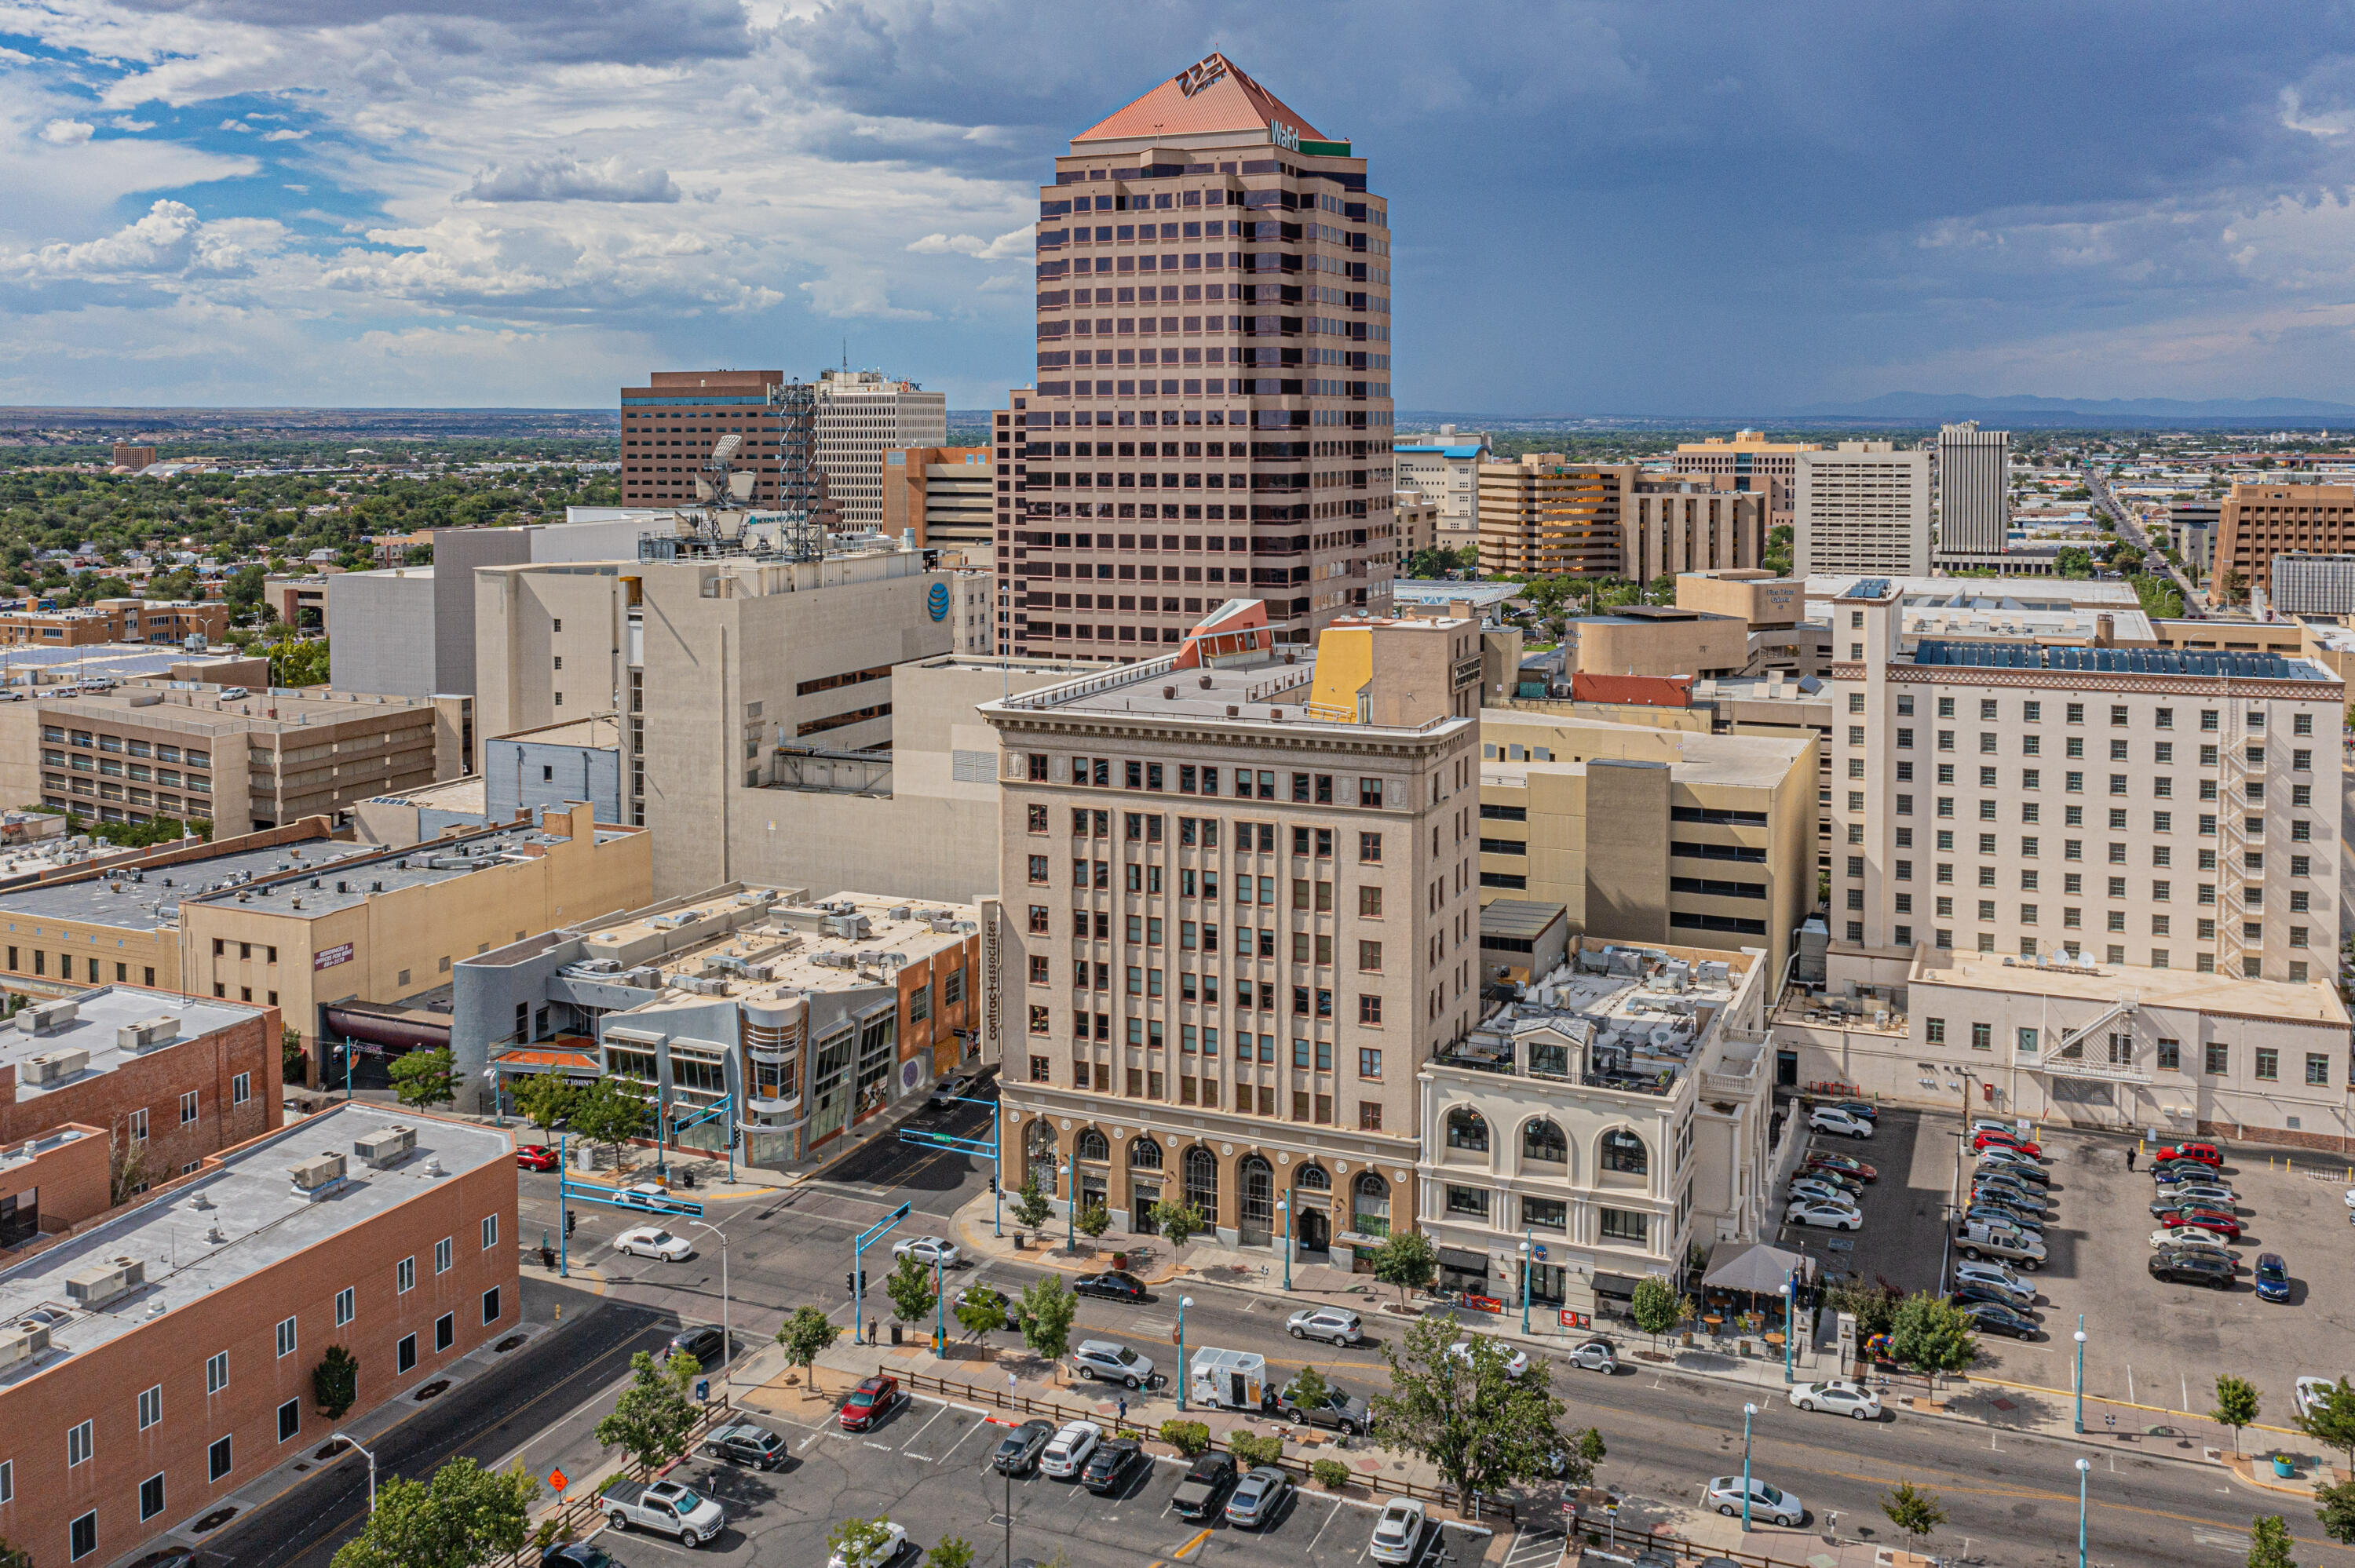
1908 641 2324 680
1839 578 1892 600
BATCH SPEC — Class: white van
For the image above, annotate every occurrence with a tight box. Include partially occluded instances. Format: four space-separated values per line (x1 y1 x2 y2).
1186 1347 1266 1410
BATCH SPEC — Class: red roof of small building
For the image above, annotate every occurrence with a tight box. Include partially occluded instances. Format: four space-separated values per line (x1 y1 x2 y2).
1569 673 1694 708
1073 53 1327 145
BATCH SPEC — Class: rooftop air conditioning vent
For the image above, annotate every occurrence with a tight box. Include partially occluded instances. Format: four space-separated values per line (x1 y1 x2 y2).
1198 675 1212 688
371 881 384 893
423 1158 444 1178
288 1151 347 1194
888 906 911 921
65 1257 144 1311
18 997 78 1034
115 1016 180 1054
0 1324 49 1368
352 1125 415 1169
1226 706 1239 718
20 1047 89 1085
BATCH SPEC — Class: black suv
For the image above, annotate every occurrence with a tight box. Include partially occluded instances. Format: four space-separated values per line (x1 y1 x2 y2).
702 1423 787 1470
1081 1438 1145 1494
2149 1249 2236 1289
1275 1380 1370 1437
992 1419 1055 1475
670 1325 728 1366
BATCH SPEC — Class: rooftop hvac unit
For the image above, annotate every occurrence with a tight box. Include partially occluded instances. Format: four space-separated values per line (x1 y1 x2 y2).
630 967 663 989
734 890 776 908
824 913 871 940
289 1151 347 1194
352 1125 415 1169
20 1048 89 1085
0 1323 49 1369
115 1016 181 1054
66 1256 145 1311
17 997 78 1034
889 906 912 921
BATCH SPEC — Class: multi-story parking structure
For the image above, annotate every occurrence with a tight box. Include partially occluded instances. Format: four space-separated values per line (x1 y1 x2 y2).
982 602 1478 1264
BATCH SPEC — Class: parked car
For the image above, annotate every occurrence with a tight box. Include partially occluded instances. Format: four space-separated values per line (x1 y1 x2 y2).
1703 1476 1804 1527
702 1423 787 1470
1170 1453 1240 1521
1955 1221 2046 1267
2297 1377 2345 1419
1072 1271 1148 1302
1824 1099 1879 1121
827 1520 909 1568
1071 1340 1153 1388
2156 1142 2222 1167
1952 1260 2032 1299
927 1073 975 1109
1039 1420 1101 1479
1276 1377 1370 1435
514 1144 558 1172
1564 1338 1619 1373
891 1236 961 1267
2255 1253 2292 1303
1790 1170 1862 1199
601 1479 727 1548
1809 1107 1873 1139
1962 1202 2043 1238
1970 1176 2049 1212
1969 1118 2025 1139
992 1418 1054 1475
838 1375 900 1431
1784 1198 1863 1231
2149 1227 2237 1257
1959 1300 2041 1339
1974 1148 2048 1182
613 1227 692 1262
1952 1281 2036 1314
669 1325 727 1366
1286 1307 1365 1345
1225 1465 1294 1529
2149 1249 2236 1289
1805 1152 1878 1182
1368 1501 1428 1565
2151 1157 2218 1182
1972 1129 2041 1159
1081 1437 1145 1494
1788 1379 1880 1420
2163 1181 2237 1209
2149 1204 2240 1238
1448 1338 1530 1377
1787 1177 1860 1208
542 1547 615 1568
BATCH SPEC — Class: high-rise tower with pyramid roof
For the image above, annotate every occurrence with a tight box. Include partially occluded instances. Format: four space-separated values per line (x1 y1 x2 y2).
999 53 1397 657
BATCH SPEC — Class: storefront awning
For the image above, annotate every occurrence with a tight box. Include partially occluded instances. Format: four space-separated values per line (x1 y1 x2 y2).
1437 1246 1491 1273
1591 1271 1641 1300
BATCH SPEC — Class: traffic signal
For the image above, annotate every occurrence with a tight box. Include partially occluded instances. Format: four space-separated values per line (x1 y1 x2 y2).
564 1211 577 1236
845 1269 867 1294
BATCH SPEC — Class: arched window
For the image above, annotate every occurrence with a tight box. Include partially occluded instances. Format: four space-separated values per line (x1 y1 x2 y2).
1445 1107 1489 1152
1294 1163 1331 1191
1600 1128 1649 1176
1130 1136 1163 1169
1239 1154 1274 1228
1075 1128 1109 1163
1352 1171 1390 1238
1023 1120 1058 1185
1522 1118 1568 1165
1182 1146 1218 1216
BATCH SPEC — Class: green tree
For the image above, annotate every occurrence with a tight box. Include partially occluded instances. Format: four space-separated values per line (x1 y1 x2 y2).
2249 1513 2297 1568
1825 1279 1901 1342
267 633 331 687
225 561 267 615
1629 1275 1681 1338
2054 547 2093 579
1881 1479 1946 1541
954 1283 1008 1337
569 1074 650 1169
1159 1418 1211 1457
2316 1479 2355 1545
388 1046 458 1110
1229 1431 1284 1468
2218 566 2248 604
1368 1315 1575 1504
2214 1374 2262 1453
593 1349 702 1475
313 1343 360 1419
328 1457 538 1568
1368 1229 1437 1308
1146 1198 1204 1246
1888 1293 1977 1384
778 1304 842 1380
1011 1169 1054 1236
1286 1364 1332 1413
885 1252 938 1325
509 1072 582 1134
927 1534 975 1568
2295 1378 2355 1468
1016 1274 1079 1362
1312 1457 1352 1491
1074 1200 1112 1243
1762 524 1795 577
828 1516 898 1568
1575 1426 1608 1469
0 1537 27 1568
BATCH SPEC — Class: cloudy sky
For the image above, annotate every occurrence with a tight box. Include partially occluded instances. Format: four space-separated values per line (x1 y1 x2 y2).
5 1 2355 414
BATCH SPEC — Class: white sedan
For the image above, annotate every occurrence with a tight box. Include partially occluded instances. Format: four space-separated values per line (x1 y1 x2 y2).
1784 1198 1862 1231
2149 1227 2236 1256
1447 1338 1529 1377
827 1521 909 1568
1703 1475 1804 1527
1787 1379 1880 1420
614 1226 692 1261
1038 1419 1101 1479
1809 1107 1873 1139
892 1235 961 1267
2299 1377 2347 1419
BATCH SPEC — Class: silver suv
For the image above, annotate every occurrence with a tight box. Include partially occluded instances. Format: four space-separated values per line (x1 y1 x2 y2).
1286 1307 1364 1345
1070 1339 1153 1388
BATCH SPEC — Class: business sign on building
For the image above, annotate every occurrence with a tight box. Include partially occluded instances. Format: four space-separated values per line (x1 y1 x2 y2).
314 942 354 971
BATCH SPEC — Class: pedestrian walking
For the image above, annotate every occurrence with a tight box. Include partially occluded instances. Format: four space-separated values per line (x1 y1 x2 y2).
1117 1394 1129 1424
2126 1146 2137 1171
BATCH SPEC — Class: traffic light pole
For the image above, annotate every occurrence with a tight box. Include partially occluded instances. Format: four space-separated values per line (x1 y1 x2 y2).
849 1202 912 1345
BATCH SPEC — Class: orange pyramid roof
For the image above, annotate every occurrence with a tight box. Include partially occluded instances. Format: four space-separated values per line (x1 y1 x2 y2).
1073 53 1327 145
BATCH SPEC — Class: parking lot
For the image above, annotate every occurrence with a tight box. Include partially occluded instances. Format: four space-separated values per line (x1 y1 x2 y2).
581 1387 1493 1568
1776 1106 2355 1424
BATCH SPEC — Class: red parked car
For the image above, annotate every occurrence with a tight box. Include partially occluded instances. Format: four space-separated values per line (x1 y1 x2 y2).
2156 1142 2222 1167
513 1145 558 1172
839 1375 899 1431
1973 1130 2042 1159
2154 1207 2242 1239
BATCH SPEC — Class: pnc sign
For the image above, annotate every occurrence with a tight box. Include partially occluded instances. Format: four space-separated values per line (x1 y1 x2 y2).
1269 119 1302 152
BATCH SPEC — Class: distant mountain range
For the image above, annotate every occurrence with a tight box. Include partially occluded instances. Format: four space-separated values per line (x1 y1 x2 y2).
1795 392 2355 420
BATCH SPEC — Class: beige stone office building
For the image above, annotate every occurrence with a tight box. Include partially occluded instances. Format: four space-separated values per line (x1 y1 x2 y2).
1474 712 1816 982
1795 443 1932 578
1670 432 1819 535
1012 53 1398 657
817 369 948 531
1827 579 2342 990
982 604 1480 1258
1478 462 1635 578
2214 483 2355 595
1623 487 1763 582
1393 432 1488 556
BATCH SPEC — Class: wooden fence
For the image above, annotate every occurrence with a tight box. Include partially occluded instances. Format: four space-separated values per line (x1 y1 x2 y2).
486 1394 736 1566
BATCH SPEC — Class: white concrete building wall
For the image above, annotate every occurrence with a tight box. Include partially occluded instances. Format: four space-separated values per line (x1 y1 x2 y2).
1795 443 1931 578
816 370 948 531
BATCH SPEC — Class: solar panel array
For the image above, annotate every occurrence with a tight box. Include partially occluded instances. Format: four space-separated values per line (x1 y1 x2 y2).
1910 641 2317 680
1840 578 1893 600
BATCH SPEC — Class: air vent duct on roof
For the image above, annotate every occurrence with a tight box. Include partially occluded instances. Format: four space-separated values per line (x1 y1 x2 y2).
66 1257 144 1311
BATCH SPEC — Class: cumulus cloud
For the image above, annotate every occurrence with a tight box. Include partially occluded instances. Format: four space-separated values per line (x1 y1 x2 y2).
8 199 282 281
108 116 155 132
261 128 307 142
462 154 682 204
38 119 95 144
906 227 1028 259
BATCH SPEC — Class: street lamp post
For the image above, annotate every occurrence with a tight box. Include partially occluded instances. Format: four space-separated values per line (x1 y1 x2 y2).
933 1248 947 1358
1176 1294 1194 1412
1519 1235 1532 1335
1276 1199 1291 1291
1781 1276 1796 1384
686 1218 730 1390
2074 1318 2087 1434
1740 1402 1758 1532
2076 1456 2090 1568
1061 1161 1075 1253
555 1120 571 1279
334 1431 378 1514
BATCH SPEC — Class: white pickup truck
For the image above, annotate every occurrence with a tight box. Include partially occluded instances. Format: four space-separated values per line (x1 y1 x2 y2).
600 1477 727 1548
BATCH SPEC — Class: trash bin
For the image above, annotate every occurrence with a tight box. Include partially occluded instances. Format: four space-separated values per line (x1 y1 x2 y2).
2275 1454 2297 1479
891 1322 904 1346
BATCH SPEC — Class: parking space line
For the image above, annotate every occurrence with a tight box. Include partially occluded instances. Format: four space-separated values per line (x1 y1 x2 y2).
1308 1494 1341 1553
903 1402 951 1451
